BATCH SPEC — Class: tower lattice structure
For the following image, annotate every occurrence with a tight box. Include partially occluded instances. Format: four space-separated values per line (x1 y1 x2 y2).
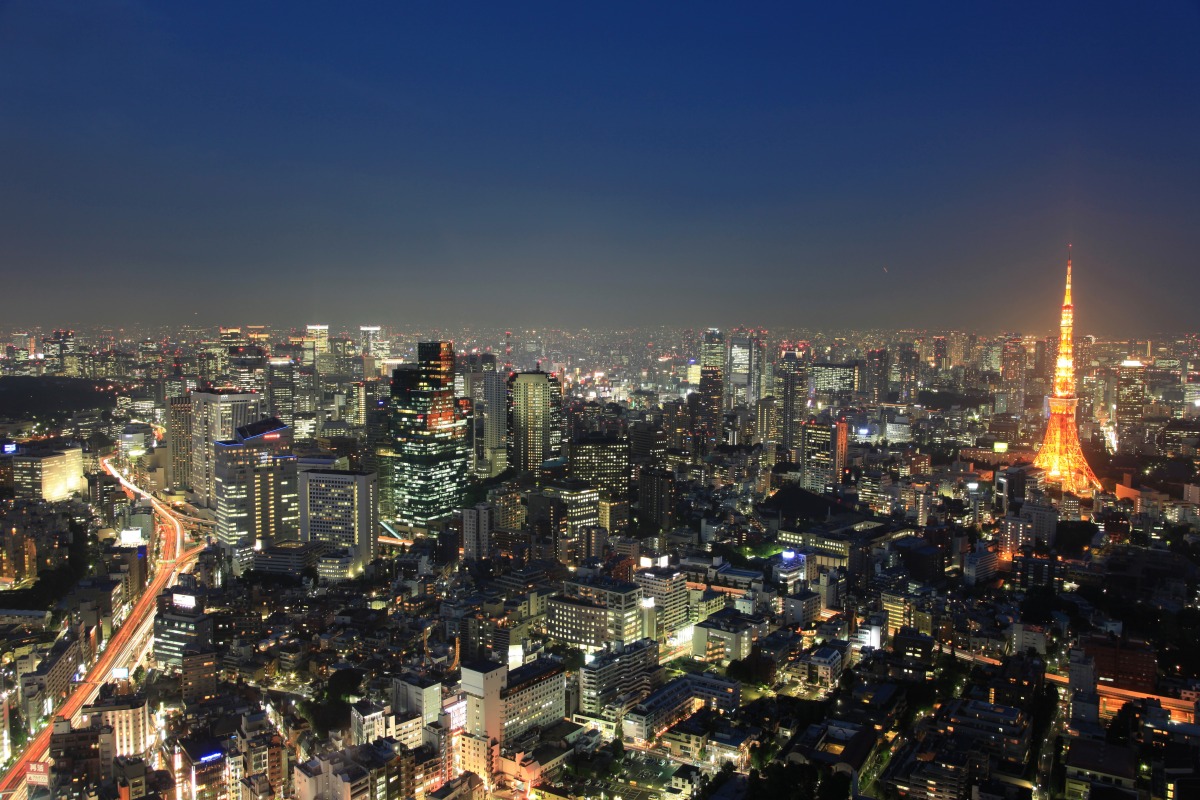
1033 248 1100 496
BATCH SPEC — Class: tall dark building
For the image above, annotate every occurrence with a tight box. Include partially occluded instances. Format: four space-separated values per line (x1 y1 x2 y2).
776 348 808 451
382 342 470 527
865 348 890 405
638 467 676 536
896 344 920 403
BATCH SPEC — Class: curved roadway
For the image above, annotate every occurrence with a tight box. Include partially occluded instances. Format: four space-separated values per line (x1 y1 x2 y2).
0 458 203 797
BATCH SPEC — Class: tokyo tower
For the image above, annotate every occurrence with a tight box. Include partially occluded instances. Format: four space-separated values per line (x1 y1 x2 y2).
1033 247 1100 496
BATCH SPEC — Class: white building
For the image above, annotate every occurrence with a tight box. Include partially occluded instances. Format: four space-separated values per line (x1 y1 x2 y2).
299 470 378 576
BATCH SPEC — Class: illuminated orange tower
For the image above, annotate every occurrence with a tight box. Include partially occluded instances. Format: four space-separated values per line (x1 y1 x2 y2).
1033 247 1100 495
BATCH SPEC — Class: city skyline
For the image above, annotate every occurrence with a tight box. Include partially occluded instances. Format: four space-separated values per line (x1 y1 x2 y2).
3 3 1200 333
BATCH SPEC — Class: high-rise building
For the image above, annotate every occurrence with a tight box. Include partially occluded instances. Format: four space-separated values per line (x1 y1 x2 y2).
726 328 766 409
358 325 385 360
1033 250 1100 495
568 433 631 500
776 347 809 451
227 346 267 394
190 390 266 508
1001 339 1027 414
810 362 859 403
299 469 378 576
459 353 508 477
166 395 192 492
637 467 676 536
798 419 847 494
461 503 492 561
213 417 298 550
865 348 890 405
384 342 470 527
1116 359 1147 454
896 344 920 403
633 567 689 640
305 324 330 356
267 359 297 429
506 370 564 476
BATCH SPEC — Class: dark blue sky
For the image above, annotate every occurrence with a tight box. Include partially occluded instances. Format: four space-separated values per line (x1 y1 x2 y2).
3 2 1199 335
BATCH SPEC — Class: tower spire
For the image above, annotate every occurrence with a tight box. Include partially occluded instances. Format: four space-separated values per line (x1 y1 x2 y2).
1064 243 1072 307
1034 247 1099 498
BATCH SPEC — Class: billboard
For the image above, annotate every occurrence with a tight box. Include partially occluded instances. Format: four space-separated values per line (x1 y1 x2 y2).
27 761 50 786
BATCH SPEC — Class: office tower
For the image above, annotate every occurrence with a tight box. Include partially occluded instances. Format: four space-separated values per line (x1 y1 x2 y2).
266 357 296 426
213 418 298 550
865 348 890 405
358 325 385 360
305 324 330 356
726 327 766 409
1033 338 1052 382
1001 339 1027 414
42 329 76 373
633 567 689 640
637 467 675 536
776 347 808 451
219 326 247 348
798 419 848 494
568 433 630 500
153 586 214 670
694 328 725 451
299 469 378 575
13 447 85 502
459 353 508 477
628 420 666 467
528 480 600 565
932 336 949 371
190 390 266 507
755 396 776 446
1116 359 1147 454
167 395 192 492
462 503 492 561
1033 251 1100 494
506 370 564 476
227 345 267 394
180 649 219 705
385 342 470 527
896 344 920 402
810 362 858 403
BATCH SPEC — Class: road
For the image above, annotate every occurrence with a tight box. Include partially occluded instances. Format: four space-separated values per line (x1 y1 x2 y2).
0 457 203 798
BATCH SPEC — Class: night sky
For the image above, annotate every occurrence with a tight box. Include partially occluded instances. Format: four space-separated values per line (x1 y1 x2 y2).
3 2 1199 335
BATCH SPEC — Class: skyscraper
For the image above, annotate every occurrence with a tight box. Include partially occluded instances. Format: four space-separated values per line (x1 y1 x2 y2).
1001 339 1027 415
213 418 298 550
266 358 296 426
461 503 492 561
384 342 470 527
776 347 809 452
1033 250 1100 495
896 344 920 403
1116 359 1147 454
299 469 378 575
695 328 725 451
506 371 564 476
726 327 766 409
167 395 192 492
865 348 890 405
798 419 848 495
190 390 266 507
